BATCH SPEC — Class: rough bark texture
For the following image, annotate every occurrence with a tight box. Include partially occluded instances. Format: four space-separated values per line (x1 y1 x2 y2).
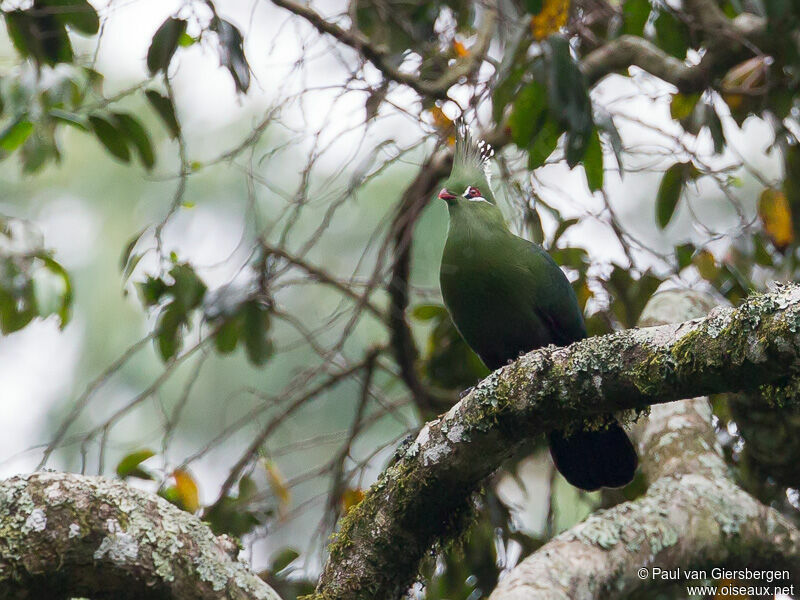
490 290 800 599
313 283 800 600
0 471 281 600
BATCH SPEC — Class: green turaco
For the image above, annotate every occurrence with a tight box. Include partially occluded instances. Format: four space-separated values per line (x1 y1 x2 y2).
437 122 637 491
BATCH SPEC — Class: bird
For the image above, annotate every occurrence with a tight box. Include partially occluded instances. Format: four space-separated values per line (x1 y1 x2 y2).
437 122 637 491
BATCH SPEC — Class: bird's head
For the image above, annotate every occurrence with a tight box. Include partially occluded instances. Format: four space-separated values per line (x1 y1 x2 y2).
438 121 506 227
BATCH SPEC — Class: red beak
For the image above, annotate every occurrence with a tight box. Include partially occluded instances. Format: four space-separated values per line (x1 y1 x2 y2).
438 188 456 200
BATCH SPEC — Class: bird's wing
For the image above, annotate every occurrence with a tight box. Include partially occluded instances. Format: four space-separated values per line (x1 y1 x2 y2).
522 239 588 344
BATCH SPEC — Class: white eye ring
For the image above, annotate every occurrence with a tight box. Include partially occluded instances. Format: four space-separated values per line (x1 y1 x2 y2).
463 186 488 203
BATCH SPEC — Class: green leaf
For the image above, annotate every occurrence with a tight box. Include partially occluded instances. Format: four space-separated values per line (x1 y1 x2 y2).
213 19 251 93
39 0 100 34
89 115 131 162
169 263 207 310
0 119 34 152
116 449 156 479
583 128 603 192
5 9 73 66
670 93 700 121
137 276 167 306
112 112 155 169
35 253 72 327
178 32 197 47
156 302 184 361
653 8 690 59
271 548 300 574
242 300 272 365
411 304 447 321
214 317 240 354
545 35 593 167
527 116 561 170
147 17 187 75
145 90 180 139
622 0 651 37
508 81 547 147
656 162 696 229
523 0 544 14
675 243 695 270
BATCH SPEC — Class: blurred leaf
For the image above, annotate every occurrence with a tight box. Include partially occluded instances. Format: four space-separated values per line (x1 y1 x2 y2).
214 317 240 353
270 548 300 574
116 449 156 479
583 127 603 192
530 0 570 40
656 162 697 229
156 302 183 361
528 116 561 170
169 263 207 311
89 115 131 162
670 93 700 121
112 112 155 169
653 8 690 59
178 32 197 47
758 188 794 250
145 90 180 139
622 0 650 37
606 265 663 327
137 275 167 306
341 488 365 514
5 9 73 66
545 35 593 167
694 249 718 280
509 81 547 147
428 105 454 139
147 17 187 75
213 19 251 93
524 0 544 13
242 300 272 365
411 304 448 320
551 217 578 246
120 228 146 278
0 119 34 152
39 0 99 35
35 253 72 327
262 458 290 517
204 476 263 537
675 242 695 270
173 469 200 513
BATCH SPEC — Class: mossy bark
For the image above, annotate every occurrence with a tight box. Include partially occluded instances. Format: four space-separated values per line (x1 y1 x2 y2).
491 290 800 599
0 471 282 600
313 284 800 600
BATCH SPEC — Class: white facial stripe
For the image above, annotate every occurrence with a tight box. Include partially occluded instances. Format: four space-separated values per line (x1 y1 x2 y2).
468 197 490 203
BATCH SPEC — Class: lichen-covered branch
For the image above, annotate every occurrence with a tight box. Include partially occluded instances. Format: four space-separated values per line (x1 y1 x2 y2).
312 283 800 600
490 290 800 599
0 472 281 600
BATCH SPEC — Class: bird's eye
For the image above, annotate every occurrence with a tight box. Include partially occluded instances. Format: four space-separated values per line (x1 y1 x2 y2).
463 186 481 199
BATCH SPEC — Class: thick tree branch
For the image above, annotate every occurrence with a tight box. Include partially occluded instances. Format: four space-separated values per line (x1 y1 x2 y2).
269 0 496 99
490 290 800 599
0 472 281 600
313 283 800 600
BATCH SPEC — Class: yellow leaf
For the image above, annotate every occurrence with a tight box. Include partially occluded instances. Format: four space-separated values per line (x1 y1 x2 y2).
721 55 769 112
262 458 291 517
531 0 570 40
341 488 365 513
453 39 469 58
173 469 200 513
693 249 718 281
759 187 794 250
714 579 748 599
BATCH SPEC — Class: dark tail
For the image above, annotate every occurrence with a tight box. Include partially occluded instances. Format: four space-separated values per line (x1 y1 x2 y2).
548 419 637 491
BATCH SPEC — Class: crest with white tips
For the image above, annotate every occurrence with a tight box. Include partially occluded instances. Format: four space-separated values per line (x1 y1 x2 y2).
453 120 494 187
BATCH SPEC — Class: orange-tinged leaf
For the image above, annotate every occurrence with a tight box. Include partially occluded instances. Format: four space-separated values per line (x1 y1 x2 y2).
173 469 200 513
759 188 794 250
530 0 570 40
714 579 748 599
428 105 454 132
453 39 469 57
341 488 365 513
262 458 291 517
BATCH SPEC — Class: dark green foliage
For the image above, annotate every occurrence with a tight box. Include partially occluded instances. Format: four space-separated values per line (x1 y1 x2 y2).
212 18 251 93
147 17 188 75
204 476 267 537
655 162 698 229
116 449 156 480
606 265 663 328
145 90 181 139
